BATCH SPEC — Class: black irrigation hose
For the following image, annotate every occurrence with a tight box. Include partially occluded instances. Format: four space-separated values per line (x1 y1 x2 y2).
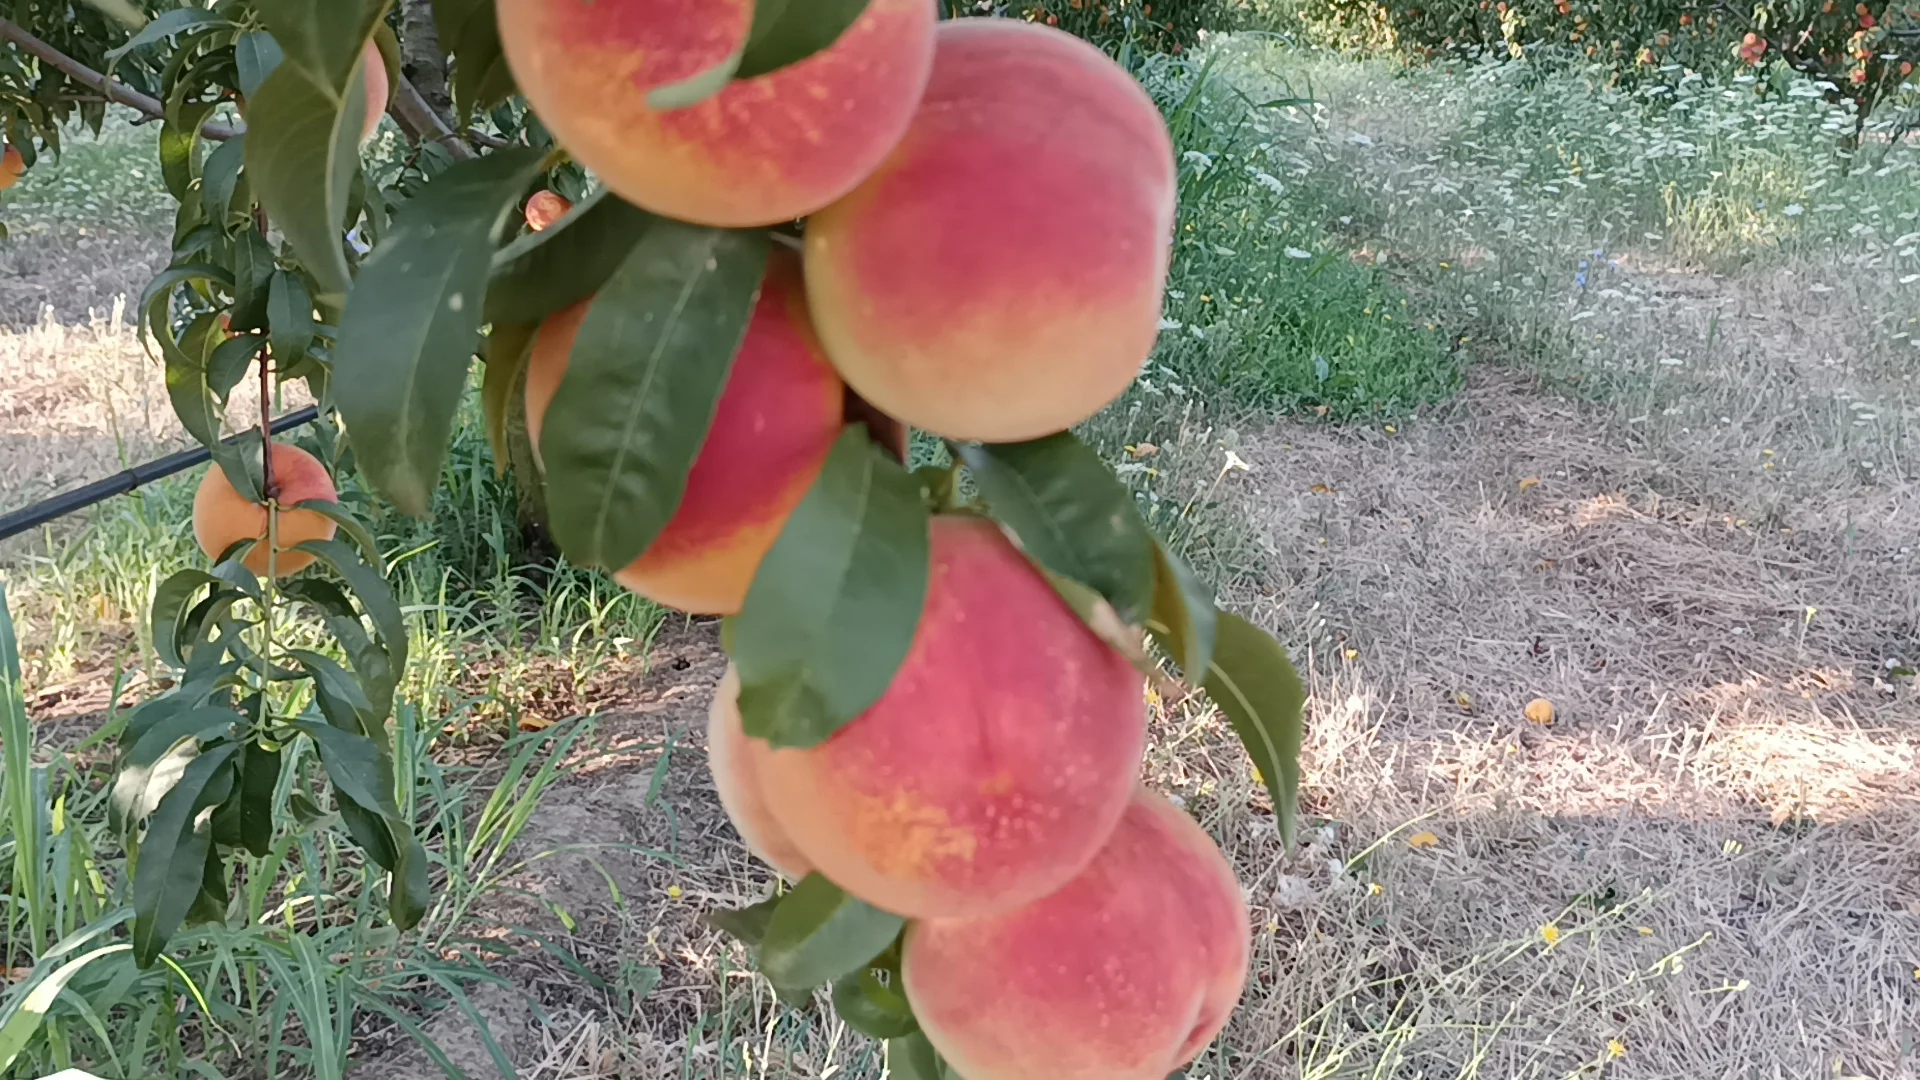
0 407 321 543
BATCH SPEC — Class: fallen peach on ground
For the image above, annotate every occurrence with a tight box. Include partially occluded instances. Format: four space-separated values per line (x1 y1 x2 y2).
748 514 1147 920
496 0 935 227
804 19 1176 442
903 789 1250 1080
524 248 844 615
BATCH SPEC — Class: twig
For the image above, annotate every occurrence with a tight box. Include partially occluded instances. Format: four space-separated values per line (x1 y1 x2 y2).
0 15 242 140
388 74 515 156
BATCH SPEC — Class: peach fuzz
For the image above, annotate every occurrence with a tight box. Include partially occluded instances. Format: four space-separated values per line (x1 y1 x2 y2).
359 41 389 143
523 249 843 615
708 668 814 880
804 19 1176 443
903 790 1250 1080
495 0 936 227
192 442 339 578
747 514 1146 920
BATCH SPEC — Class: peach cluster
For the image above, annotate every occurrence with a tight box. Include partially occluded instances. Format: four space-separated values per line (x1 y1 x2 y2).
496 5 1243 1075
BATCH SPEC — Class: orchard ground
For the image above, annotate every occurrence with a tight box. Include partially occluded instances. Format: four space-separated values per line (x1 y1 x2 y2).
4 38 1918 1080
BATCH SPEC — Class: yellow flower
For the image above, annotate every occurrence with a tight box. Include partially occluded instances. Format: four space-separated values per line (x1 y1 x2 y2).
1637 926 1655 937
666 885 683 899
1607 1038 1627 1059
1540 923 1562 947
1407 831 1440 849
1367 882 1384 896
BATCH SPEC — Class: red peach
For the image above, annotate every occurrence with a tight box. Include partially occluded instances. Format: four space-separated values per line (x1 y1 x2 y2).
903 789 1250 1080
804 20 1175 442
748 515 1146 919
192 442 338 578
524 248 843 615
708 668 813 879
496 0 935 227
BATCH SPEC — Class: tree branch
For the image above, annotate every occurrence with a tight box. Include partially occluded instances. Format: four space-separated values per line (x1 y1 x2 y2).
0 16 242 140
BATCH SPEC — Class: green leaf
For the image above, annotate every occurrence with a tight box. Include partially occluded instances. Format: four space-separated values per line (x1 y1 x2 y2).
1147 540 1217 679
163 312 228 450
332 148 546 515
703 894 785 948
481 322 536 472
289 649 375 726
0 944 134 1075
270 270 316 366
243 60 368 300
450 1 518 121
230 229 276 332
727 427 929 749
957 434 1155 626
389 829 431 929
335 790 399 869
832 966 917 1039
286 500 383 570
106 8 230 61
292 538 406 685
132 743 239 967
201 134 247 225
234 31 285 99
1203 612 1307 845
159 97 218 203
291 717 400 820
259 0 390 84
485 189 657 326
758 873 902 993
887 1031 951 1080
209 333 265 401
185 842 232 926
151 569 222 669
737 0 872 79
239 739 282 858
541 221 769 571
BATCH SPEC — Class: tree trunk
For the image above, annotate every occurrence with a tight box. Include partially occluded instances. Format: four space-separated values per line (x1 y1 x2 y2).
398 0 451 121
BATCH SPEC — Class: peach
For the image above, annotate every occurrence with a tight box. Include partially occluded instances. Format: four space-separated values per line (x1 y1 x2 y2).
708 668 814 879
747 514 1146 920
524 248 844 615
525 190 572 231
804 20 1176 443
903 790 1250 1080
496 0 936 227
359 40 389 143
0 144 22 191
192 442 339 578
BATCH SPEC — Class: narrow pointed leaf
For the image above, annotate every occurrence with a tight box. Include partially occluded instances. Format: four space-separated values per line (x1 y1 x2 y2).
832 968 918 1039
234 31 285 98
389 829 431 929
291 718 400 820
332 148 545 515
541 221 769 571
888 1031 951 1080
1147 540 1217 679
481 323 536 472
1204 612 1307 845
229 229 276 332
259 0 389 84
132 743 239 966
957 433 1155 626
200 134 247 224
239 739 282 858
270 270 317 366
758 873 902 993
243 60 368 299
727 427 929 749
703 894 785 948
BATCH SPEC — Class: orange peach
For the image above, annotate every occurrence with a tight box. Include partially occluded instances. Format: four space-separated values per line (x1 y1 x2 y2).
524 248 844 615
359 40 389 143
747 514 1146 920
525 190 573 231
0 144 23 191
903 790 1250 1080
708 668 814 879
192 442 339 578
496 0 936 227
804 20 1175 443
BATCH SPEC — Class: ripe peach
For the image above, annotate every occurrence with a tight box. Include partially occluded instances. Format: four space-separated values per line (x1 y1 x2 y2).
747 514 1146 920
903 790 1250 1080
496 0 935 227
192 442 338 578
0 144 22 191
524 248 843 615
708 668 813 879
804 20 1175 443
525 190 572 231
359 41 389 143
